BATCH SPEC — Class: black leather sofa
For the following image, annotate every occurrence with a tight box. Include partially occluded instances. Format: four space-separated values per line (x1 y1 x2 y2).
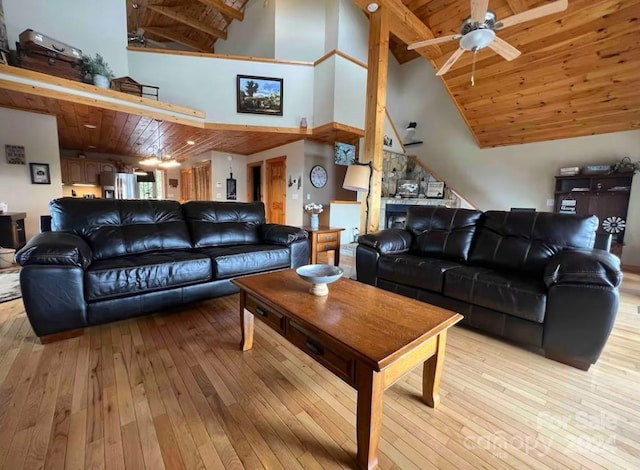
15 198 309 340
356 207 622 370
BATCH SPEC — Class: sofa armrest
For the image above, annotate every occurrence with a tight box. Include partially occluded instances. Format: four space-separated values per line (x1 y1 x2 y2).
543 249 622 289
358 229 412 255
260 224 308 246
15 232 92 269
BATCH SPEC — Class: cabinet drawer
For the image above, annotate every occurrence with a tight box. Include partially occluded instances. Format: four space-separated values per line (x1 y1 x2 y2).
318 233 337 243
246 296 285 334
286 320 354 384
317 240 338 252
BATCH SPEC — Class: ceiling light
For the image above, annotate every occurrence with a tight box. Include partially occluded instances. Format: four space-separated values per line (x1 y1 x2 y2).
186 140 195 145
139 156 161 166
367 2 379 12
159 159 181 168
83 124 97 129
460 29 496 51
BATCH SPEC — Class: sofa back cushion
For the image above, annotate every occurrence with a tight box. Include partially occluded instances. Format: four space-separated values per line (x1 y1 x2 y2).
50 198 192 260
182 201 265 248
469 211 598 276
406 207 482 261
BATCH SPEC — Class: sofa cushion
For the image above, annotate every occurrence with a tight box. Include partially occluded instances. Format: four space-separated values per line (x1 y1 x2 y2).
50 198 192 261
378 254 463 293
200 245 290 278
85 251 212 302
406 207 482 261
468 211 598 276
443 266 547 323
182 201 265 247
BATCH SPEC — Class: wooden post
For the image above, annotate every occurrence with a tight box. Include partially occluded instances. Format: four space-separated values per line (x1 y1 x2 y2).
360 8 389 234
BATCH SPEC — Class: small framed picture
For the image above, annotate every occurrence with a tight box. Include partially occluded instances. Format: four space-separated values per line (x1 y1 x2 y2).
5 144 25 165
29 163 51 184
237 75 283 116
426 181 445 199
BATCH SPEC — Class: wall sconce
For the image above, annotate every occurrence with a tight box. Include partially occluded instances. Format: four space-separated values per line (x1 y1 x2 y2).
288 175 302 189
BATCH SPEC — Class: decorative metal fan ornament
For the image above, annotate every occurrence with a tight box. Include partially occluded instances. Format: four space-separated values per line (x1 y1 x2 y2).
602 217 626 234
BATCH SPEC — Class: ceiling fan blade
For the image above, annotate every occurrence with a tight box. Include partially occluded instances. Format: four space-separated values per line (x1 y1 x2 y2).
470 0 490 23
495 0 568 30
408 34 462 50
436 48 465 76
488 36 521 61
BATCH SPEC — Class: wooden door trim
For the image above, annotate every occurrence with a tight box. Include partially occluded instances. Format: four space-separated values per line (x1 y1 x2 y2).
266 156 286 224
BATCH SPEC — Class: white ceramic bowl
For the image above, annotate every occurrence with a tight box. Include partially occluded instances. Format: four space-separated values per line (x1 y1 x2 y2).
296 264 343 296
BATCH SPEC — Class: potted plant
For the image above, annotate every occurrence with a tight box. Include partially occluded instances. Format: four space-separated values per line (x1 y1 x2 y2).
81 53 114 88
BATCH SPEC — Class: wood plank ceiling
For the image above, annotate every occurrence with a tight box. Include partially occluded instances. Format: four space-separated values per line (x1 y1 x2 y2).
126 0 249 52
388 0 640 147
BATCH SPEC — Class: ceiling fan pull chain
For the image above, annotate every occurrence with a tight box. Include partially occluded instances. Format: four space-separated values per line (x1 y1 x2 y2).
471 49 478 86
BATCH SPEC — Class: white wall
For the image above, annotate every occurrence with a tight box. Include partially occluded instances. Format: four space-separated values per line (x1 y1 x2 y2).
313 56 335 127
215 0 276 58
247 140 305 226
210 151 248 202
4 0 128 77
128 50 314 128
274 0 326 61
324 0 340 53
337 0 370 64
0 107 62 240
333 56 367 128
387 58 640 265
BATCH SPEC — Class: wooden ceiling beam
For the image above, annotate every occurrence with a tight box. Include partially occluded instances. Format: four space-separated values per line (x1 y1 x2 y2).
351 0 442 59
143 26 212 53
195 0 244 21
146 5 227 40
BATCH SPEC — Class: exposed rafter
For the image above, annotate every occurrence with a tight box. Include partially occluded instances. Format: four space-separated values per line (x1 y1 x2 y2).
143 26 211 53
195 0 244 21
147 5 227 40
351 0 442 59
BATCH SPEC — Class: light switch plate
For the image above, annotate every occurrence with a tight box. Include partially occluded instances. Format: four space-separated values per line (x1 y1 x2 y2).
546 199 554 207
292 194 298 199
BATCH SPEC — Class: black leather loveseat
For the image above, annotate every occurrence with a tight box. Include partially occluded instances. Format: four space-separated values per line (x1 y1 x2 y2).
15 198 309 340
356 207 622 370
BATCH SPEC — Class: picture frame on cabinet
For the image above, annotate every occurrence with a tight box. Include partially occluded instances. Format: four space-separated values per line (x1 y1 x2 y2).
29 162 51 184
426 181 445 199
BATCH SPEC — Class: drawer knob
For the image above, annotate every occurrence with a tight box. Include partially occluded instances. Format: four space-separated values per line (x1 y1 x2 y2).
324 244 333 250
255 307 267 317
305 339 324 356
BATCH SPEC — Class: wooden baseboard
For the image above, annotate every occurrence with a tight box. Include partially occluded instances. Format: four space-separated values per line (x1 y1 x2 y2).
622 264 640 275
40 328 84 344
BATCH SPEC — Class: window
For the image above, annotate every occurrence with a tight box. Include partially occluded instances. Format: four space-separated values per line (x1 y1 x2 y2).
138 170 165 199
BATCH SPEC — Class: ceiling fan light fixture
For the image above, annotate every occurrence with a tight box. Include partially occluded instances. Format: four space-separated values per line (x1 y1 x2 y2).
460 28 495 51
366 3 379 13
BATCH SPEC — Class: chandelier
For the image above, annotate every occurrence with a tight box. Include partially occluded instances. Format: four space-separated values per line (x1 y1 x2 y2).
139 119 180 168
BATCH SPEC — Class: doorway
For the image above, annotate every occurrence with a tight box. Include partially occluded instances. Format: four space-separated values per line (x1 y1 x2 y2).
266 156 286 224
246 161 263 203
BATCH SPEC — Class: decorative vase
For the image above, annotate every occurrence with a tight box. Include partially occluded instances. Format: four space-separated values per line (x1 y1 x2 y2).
93 74 110 88
310 213 319 230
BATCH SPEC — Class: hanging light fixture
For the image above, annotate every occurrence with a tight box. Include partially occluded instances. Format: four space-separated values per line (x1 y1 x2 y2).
139 119 180 167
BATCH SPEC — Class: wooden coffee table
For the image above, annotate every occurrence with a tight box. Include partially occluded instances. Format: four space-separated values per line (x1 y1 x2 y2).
232 270 462 470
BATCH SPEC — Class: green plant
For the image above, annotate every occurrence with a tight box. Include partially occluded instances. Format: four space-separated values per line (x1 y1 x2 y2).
81 53 114 79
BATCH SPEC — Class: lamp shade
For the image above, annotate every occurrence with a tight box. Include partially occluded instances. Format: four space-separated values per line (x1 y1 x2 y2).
343 164 370 192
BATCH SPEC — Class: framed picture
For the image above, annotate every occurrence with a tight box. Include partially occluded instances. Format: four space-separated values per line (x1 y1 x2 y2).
5 144 25 164
29 162 51 184
426 181 445 199
335 142 356 166
237 75 283 116
226 172 237 200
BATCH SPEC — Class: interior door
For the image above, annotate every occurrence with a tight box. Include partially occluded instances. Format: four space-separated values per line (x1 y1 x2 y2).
266 157 286 224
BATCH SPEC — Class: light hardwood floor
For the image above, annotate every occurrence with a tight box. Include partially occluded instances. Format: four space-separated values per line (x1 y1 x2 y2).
0 261 639 469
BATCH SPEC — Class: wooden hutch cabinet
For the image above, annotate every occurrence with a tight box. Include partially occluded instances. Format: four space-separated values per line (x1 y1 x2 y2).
554 173 634 256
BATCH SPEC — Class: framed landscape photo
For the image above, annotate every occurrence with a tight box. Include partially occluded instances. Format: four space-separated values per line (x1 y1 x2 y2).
29 162 51 184
237 75 283 116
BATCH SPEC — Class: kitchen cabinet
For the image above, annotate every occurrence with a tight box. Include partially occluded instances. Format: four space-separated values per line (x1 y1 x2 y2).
61 157 126 185
554 173 633 257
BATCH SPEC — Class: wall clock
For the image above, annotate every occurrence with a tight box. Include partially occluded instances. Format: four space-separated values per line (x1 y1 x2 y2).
310 165 328 188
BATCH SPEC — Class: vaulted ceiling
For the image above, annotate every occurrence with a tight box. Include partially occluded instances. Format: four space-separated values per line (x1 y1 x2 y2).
386 0 640 147
126 0 249 52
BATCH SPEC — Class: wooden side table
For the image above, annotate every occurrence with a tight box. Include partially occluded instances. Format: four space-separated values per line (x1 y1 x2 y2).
0 212 27 250
302 226 345 266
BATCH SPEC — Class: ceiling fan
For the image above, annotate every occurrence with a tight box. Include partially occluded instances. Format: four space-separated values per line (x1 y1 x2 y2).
408 0 568 80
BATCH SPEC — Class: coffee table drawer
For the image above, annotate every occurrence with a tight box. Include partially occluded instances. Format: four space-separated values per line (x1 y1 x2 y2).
246 296 285 333
286 320 355 384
